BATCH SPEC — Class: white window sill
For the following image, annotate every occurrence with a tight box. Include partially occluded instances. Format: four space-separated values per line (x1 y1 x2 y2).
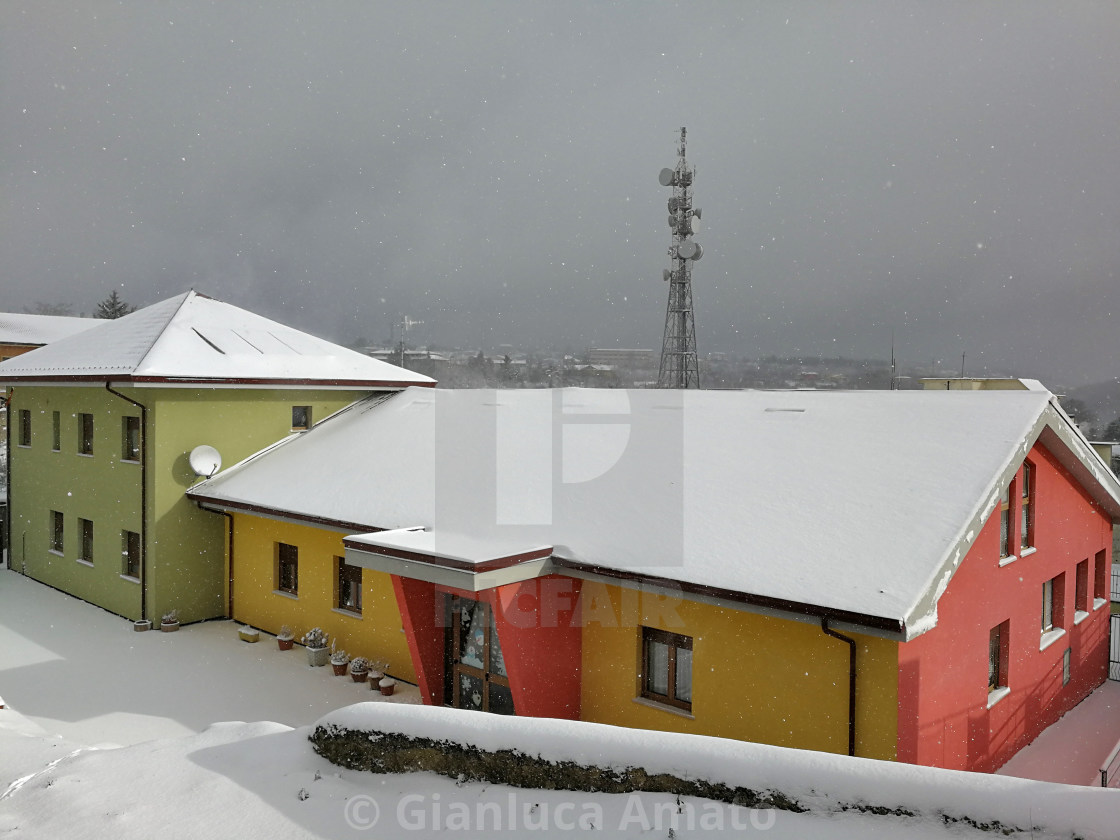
1020 546 1037 558
1040 627 1066 651
16 444 31 449
120 458 141 465
1093 597 1109 611
77 452 94 458
75 558 94 568
1073 609 1091 626
48 549 64 557
120 574 140 585
632 696 695 720
998 554 1018 567
272 590 299 601
987 686 1011 709
331 607 363 620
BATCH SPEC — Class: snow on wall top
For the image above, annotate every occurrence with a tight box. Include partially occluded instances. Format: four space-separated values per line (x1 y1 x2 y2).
0 312 101 347
191 386 1104 632
0 291 433 386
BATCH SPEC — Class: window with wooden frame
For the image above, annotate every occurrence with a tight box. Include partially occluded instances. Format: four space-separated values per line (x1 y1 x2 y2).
641 626 693 712
49 510 64 553
291 405 311 431
1094 549 1108 603
78 518 94 564
1019 461 1034 550
1042 573 1065 634
52 411 61 451
276 543 299 595
1042 578 1054 632
1075 559 1089 615
18 409 31 447
998 480 1013 558
336 557 362 614
122 530 141 579
122 416 141 461
988 620 1009 692
78 412 94 455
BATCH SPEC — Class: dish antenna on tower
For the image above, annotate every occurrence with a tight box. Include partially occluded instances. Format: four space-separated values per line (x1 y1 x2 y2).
188 444 222 478
657 127 702 389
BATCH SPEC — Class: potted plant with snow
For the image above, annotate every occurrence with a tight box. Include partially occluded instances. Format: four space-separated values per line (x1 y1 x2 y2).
378 676 396 697
238 625 260 643
367 660 388 683
330 649 350 676
348 657 371 683
276 625 294 651
301 627 329 667
160 609 179 632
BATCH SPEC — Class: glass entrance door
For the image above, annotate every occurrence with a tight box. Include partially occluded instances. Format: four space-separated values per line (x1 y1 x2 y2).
445 595 515 715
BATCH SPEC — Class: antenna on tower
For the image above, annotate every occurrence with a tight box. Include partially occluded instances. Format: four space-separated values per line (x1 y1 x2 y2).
397 315 423 368
657 127 702 389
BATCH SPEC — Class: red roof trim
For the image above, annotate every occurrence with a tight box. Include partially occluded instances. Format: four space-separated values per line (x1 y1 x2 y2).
188 493 383 535
0 374 435 388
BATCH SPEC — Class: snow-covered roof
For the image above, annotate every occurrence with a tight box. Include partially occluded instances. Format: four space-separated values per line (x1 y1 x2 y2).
0 312 101 348
188 386 1120 638
0 291 434 388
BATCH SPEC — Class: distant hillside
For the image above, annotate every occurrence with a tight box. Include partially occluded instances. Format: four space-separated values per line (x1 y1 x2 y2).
1068 379 1120 434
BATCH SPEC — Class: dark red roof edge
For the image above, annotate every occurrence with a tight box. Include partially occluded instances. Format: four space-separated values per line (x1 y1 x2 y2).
188 493 382 536
0 374 435 388
549 557 905 634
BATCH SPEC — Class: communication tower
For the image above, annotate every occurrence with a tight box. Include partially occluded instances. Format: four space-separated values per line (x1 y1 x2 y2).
657 127 703 388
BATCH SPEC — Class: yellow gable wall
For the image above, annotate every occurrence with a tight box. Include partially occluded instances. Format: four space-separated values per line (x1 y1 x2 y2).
230 513 415 683
578 581 898 760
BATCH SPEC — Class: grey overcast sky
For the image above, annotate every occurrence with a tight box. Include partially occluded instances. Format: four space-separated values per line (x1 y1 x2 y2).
3 2 1120 386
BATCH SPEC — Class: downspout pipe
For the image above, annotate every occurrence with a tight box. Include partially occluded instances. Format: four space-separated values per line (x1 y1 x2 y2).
821 618 857 757
105 383 148 621
2 388 10 571
216 509 235 619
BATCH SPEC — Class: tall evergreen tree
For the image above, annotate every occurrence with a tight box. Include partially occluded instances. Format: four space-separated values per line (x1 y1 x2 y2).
95 290 136 319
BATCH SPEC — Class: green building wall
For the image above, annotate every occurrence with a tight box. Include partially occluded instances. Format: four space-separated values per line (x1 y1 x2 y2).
7 384 366 624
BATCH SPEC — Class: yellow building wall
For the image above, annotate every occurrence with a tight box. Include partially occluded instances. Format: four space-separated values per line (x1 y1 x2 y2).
578 581 898 760
230 513 415 683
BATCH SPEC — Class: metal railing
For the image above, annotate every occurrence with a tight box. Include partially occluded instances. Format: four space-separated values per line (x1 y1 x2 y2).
1112 565 1120 603
1101 739 1120 787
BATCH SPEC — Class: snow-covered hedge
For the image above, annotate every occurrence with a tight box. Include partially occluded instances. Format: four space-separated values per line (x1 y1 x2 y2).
311 704 1119 839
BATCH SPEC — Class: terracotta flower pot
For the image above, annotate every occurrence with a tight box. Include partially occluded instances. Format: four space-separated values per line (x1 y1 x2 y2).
350 671 368 683
332 663 348 676
160 621 179 633
379 678 396 696
277 637 294 651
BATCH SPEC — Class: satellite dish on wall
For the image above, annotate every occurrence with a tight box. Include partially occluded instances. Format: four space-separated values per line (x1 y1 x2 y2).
189 444 222 478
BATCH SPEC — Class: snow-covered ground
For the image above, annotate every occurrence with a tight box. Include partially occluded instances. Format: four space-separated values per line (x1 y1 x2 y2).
0 568 419 747
2 569 1118 839
997 679 1120 786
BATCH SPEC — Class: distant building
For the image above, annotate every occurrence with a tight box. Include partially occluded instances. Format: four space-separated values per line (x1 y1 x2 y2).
587 348 654 368
0 312 100 362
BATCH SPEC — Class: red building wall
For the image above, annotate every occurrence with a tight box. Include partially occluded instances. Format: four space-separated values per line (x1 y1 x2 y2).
897 443 1112 772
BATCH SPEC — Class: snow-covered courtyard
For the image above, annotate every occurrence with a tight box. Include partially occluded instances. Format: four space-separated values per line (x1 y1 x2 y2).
2 568 1118 839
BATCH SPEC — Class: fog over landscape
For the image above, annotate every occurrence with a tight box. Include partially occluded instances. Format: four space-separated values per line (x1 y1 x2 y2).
4 2 1120 387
